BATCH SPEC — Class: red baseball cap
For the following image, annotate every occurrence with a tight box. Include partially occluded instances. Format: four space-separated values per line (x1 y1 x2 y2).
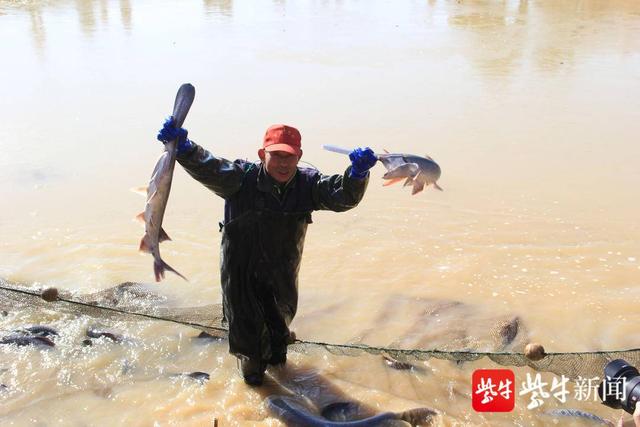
263 124 302 156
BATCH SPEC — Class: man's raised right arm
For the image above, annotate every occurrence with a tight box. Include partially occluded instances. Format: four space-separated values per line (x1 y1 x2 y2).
157 117 247 199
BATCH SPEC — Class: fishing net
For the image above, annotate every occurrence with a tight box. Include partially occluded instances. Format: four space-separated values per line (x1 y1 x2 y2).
1 279 639 380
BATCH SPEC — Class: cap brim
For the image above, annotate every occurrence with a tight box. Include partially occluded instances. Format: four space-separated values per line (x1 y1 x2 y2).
264 144 300 156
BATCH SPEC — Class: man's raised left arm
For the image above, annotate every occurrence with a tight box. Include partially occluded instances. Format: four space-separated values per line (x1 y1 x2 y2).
311 147 377 212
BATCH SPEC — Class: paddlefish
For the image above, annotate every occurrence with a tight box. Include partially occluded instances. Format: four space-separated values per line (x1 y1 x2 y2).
137 83 195 282
544 408 614 426
86 327 123 343
1 324 58 347
15 325 58 337
0 335 55 347
322 145 442 195
378 151 442 195
267 395 436 427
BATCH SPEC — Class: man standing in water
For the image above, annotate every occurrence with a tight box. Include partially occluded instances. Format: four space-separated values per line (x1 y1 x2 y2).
157 119 377 386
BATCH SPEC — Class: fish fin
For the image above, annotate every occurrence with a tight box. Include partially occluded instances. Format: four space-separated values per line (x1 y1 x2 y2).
402 177 414 187
412 182 425 195
159 227 172 243
424 154 434 161
135 212 145 223
383 148 390 154
139 235 152 253
383 178 404 186
154 258 187 282
130 186 148 196
433 182 444 191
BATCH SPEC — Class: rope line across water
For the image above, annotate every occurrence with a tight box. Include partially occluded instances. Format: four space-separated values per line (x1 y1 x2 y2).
2 283 639 378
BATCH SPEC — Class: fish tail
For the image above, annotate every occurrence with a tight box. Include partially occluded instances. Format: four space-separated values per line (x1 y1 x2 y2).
154 258 187 282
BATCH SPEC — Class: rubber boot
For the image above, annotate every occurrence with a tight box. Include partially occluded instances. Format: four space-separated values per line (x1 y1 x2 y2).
241 358 266 386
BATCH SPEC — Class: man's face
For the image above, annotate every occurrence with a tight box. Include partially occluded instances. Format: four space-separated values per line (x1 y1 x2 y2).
261 150 301 183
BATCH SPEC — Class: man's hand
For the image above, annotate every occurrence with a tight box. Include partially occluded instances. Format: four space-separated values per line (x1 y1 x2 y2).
157 116 193 155
349 147 377 179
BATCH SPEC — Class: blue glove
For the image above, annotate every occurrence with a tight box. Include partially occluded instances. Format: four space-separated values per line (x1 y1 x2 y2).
157 116 193 155
349 147 377 179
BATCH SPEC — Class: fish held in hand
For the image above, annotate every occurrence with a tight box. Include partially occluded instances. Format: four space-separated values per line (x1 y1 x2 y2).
137 83 195 282
322 144 442 196
379 151 443 195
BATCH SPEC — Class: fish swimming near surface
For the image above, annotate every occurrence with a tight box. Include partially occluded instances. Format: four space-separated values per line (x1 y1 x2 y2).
86 326 124 343
322 145 442 195
267 395 437 427
169 372 210 383
1 325 58 347
15 325 58 337
544 408 614 426
137 83 195 282
380 352 428 374
0 335 55 347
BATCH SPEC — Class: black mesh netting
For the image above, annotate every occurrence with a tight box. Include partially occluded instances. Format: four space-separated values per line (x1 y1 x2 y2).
2 278 638 379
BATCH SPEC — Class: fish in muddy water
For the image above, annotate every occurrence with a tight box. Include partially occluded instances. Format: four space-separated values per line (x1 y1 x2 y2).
378 152 442 195
0 335 55 347
86 326 124 343
267 395 437 426
264 363 437 426
137 83 195 282
544 408 614 426
14 325 58 337
169 372 210 383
